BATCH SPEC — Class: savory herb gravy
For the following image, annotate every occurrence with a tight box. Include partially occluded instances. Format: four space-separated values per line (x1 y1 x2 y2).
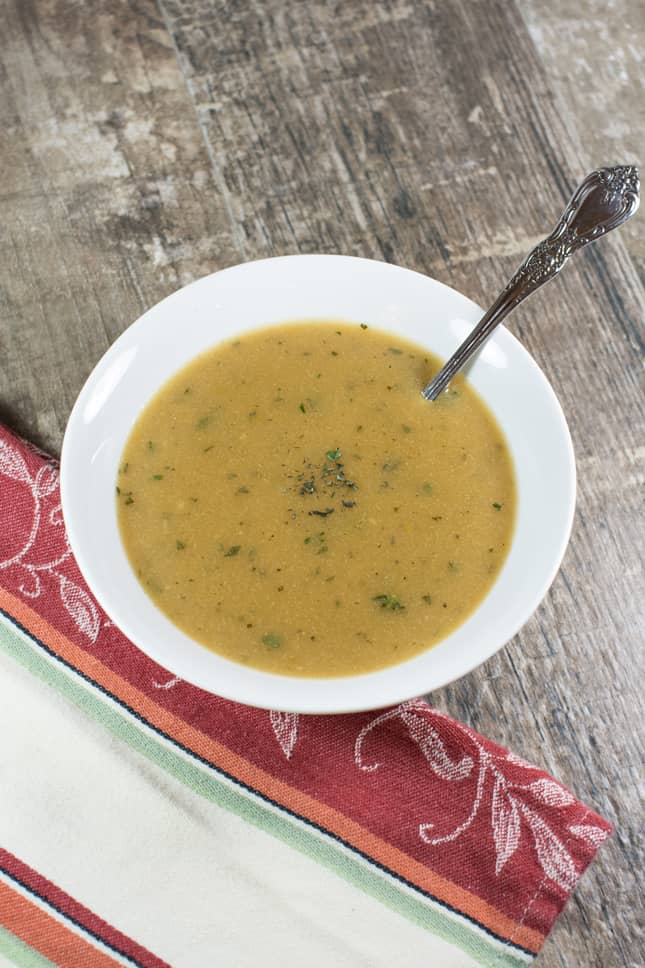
117 322 515 677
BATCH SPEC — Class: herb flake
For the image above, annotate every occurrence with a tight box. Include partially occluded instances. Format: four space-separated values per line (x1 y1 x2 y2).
262 632 282 649
373 593 405 611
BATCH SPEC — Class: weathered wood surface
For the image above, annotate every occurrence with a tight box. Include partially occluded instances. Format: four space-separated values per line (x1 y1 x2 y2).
518 0 645 288
0 1 643 964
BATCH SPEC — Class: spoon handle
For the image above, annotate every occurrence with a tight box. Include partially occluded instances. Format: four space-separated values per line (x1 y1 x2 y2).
421 165 640 401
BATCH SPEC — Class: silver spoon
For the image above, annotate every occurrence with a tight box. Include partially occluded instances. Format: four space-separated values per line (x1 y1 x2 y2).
422 165 640 401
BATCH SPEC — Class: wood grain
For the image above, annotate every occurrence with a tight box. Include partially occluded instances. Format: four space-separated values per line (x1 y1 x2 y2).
0 0 643 964
518 0 645 287
0 0 237 451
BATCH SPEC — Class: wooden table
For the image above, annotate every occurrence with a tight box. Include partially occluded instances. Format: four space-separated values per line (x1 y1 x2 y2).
1 1 642 964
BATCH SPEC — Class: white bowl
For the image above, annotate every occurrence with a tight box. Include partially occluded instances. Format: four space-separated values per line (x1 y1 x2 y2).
61 255 575 713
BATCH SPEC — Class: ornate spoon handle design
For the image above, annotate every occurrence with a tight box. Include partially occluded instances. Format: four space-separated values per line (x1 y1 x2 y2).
421 165 640 401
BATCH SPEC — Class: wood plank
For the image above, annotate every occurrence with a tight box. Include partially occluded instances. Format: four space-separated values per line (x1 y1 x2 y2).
0 0 237 451
518 0 645 286
0 0 642 964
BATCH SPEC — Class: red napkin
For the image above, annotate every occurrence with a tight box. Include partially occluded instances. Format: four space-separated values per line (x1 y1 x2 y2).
0 423 611 965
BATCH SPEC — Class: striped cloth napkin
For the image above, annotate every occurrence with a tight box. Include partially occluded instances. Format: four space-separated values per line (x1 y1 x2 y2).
0 422 611 967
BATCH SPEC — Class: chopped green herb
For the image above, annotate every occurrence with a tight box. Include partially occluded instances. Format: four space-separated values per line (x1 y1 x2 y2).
331 350 339 356
382 459 400 473
402 424 412 434
342 500 355 508
373 593 405 611
115 486 120 495
299 402 306 413
336 330 342 335
224 545 241 557
304 531 326 551
151 474 163 480
388 347 403 355
176 540 185 550
309 508 334 518
147 440 155 451
262 632 282 649
422 594 433 606
360 323 368 330
448 560 459 572
184 387 191 394
492 502 503 510
326 448 342 461
124 495 134 505
300 479 316 495
122 463 129 473
422 482 433 494
203 445 214 453
195 415 211 430
237 486 250 494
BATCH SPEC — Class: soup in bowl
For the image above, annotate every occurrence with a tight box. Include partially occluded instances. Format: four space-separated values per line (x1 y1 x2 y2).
61 255 575 713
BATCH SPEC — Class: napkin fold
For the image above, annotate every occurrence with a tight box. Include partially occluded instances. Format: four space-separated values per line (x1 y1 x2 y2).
0 423 610 967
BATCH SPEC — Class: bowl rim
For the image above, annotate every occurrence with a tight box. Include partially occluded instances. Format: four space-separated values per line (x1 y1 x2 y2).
61 254 576 713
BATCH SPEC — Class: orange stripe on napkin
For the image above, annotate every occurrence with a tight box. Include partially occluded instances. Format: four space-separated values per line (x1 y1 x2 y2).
0 880 121 967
